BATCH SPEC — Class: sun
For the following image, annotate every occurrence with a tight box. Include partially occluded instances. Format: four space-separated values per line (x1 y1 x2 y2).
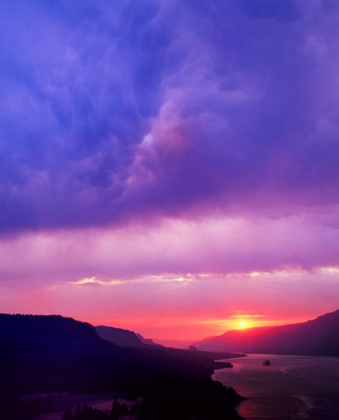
240 321 246 328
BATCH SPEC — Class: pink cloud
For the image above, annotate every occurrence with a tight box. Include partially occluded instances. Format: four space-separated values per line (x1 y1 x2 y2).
1 212 339 339
1 213 339 286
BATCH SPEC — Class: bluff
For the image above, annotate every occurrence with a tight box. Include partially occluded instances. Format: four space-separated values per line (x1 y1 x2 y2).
95 325 143 348
195 309 339 357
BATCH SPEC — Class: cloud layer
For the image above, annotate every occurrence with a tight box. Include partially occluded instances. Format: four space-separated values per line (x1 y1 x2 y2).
1 0 339 338
1 214 339 287
2 0 339 234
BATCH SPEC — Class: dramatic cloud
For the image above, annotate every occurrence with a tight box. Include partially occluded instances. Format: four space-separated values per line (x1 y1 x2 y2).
1 214 339 287
1 0 339 233
1 0 339 338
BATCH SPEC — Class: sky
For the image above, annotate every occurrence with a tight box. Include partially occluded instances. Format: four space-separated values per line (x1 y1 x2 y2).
1 0 339 341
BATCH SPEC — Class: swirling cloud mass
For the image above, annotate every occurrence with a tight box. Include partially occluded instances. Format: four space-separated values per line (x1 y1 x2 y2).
1 0 339 339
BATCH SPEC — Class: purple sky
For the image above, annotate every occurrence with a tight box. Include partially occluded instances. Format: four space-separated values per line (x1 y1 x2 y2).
1 0 339 339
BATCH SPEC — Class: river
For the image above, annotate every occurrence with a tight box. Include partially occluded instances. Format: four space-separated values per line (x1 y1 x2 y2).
213 354 339 420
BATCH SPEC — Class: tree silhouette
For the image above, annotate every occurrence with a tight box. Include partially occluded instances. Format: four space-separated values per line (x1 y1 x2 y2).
130 404 139 414
110 398 121 420
62 409 72 420
75 403 82 419
46 395 54 412
120 404 128 416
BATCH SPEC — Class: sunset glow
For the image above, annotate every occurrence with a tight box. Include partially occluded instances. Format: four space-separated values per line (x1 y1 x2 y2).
0 0 339 342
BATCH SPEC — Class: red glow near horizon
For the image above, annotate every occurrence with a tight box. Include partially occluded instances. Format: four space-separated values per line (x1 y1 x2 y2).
1 219 339 340
0 275 334 341
1 0 339 347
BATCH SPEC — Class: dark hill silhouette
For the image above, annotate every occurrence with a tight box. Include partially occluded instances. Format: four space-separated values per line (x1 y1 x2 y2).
0 313 245 420
136 333 161 347
0 313 243 393
192 335 217 347
195 309 339 356
95 325 162 348
0 314 119 354
95 325 143 348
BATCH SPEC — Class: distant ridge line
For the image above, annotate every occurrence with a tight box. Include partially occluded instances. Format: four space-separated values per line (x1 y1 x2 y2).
244 417 295 419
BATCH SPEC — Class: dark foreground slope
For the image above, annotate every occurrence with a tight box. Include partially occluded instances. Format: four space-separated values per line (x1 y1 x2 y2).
0 314 244 420
195 309 339 356
0 314 231 392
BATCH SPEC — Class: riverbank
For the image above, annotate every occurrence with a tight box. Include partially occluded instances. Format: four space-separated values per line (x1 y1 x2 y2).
213 354 339 420
31 394 143 420
21 351 247 420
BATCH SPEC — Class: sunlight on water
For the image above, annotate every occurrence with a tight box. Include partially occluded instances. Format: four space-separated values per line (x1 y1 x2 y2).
213 354 339 420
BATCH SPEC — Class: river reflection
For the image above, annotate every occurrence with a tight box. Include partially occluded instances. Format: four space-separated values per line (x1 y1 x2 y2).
213 354 339 420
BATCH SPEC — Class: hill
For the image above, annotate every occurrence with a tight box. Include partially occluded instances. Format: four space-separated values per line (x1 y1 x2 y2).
0 313 242 393
95 326 161 348
152 339 196 349
0 314 110 354
95 325 143 348
136 334 160 347
195 309 339 357
0 313 245 420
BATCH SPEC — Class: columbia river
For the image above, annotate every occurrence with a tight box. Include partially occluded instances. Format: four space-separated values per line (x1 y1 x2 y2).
213 354 339 420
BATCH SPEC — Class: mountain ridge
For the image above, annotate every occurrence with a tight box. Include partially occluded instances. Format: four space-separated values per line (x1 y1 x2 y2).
194 309 339 357
95 325 144 348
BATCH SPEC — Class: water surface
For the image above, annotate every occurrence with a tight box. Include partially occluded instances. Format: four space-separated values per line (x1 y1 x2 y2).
213 354 339 420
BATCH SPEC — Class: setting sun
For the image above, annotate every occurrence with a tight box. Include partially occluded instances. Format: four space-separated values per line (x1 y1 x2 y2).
240 321 246 328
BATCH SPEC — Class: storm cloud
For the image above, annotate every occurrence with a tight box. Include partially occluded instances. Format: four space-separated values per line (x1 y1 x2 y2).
1 0 339 234
1 1 339 337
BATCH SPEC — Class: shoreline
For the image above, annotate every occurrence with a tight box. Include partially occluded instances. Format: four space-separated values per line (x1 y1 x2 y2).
211 353 339 420
24 351 248 419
